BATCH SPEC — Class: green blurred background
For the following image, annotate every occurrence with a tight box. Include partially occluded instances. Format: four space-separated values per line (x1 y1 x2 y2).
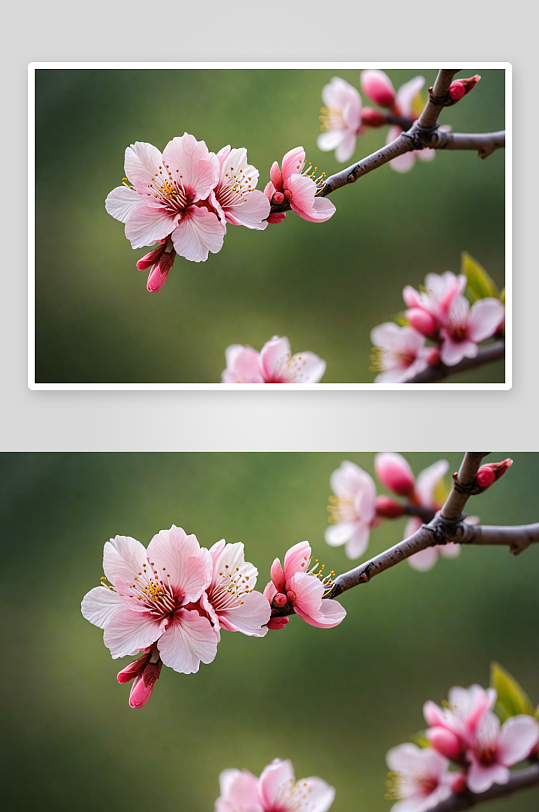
34 68 505 383
2 452 537 811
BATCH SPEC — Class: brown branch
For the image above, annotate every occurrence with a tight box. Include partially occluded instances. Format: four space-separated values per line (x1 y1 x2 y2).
403 503 436 522
404 341 505 384
418 69 460 128
428 764 539 812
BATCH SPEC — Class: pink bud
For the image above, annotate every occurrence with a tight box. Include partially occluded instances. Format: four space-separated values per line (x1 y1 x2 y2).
269 160 283 191
360 107 387 127
406 307 437 338
147 250 176 293
129 676 155 709
273 592 288 608
428 726 463 760
451 773 468 794
476 459 513 489
375 453 415 497
270 558 286 592
272 191 285 205
449 82 466 101
375 494 405 519
267 212 287 224
360 69 396 108
117 653 150 683
427 348 441 366
286 590 296 604
284 190 292 201
136 245 165 271
267 616 289 630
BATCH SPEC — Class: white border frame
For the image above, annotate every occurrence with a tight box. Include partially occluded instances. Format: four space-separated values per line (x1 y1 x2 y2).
28 61 511 391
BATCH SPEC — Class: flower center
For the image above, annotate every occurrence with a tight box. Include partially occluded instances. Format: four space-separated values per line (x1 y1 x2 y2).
327 494 358 524
319 105 345 132
145 165 191 212
210 562 254 610
370 345 416 373
217 165 256 207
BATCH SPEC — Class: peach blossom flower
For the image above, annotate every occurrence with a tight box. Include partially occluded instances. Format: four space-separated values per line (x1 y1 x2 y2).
386 743 452 812
81 527 218 677
403 272 467 331
466 712 539 793
210 146 270 230
361 69 397 109
325 461 377 559
424 684 497 750
317 77 363 162
439 295 505 366
265 147 336 223
222 336 326 383
370 323 429 383
264 541 346 629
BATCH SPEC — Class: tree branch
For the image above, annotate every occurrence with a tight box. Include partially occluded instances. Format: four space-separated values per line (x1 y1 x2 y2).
428 764 539 812
403 341 505 384
418 69 460 128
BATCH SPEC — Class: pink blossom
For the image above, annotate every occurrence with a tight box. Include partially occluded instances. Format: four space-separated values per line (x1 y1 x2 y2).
264 541 346 629
81 527 219 683
210 146 270 230
265 146 336 223
403 272 467 330
360 69 397 109
117 651 163 709
476 459 513 489
105 134 225 285
466 712 539 794
317 77 363 163
386 743 452 812
424 684 497 750
370 323 429 383
222 336 326 384
215 760 335 812
375 452 415 497
201 540 271 638
439 295 505 366
325 461 377 559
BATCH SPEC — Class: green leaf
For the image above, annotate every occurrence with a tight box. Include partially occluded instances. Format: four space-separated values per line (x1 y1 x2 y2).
535 704 539 720
499 287 505 304
491 662 534 718
461 251 499 302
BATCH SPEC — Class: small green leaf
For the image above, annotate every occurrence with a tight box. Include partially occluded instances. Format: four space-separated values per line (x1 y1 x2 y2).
499 287 505 304
461 251 499 302
491 662 534 718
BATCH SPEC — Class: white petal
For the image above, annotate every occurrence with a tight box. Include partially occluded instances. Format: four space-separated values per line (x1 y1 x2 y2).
81 586 124 629
157 609 218 674
105 186 145 223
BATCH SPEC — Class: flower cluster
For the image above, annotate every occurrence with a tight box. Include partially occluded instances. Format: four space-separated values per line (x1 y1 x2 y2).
325 453 512 569
106 135 335 292
81 527 271 707
215 758 335 812
318 69 458 172
387 669 539 811
370 257 505 382
222 335 326 384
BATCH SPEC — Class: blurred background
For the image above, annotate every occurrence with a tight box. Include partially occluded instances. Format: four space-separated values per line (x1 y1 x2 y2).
34 68 505 383
2 451 537 811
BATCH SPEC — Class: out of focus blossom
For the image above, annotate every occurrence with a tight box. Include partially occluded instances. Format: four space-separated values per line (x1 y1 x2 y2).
386 743 453 812
325 461 377 559
318 77 363 162
222 336 326 383
370 323 429 383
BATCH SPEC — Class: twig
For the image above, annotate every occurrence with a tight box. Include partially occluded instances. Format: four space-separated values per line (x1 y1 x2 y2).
404 342 505 384
428 764 539 811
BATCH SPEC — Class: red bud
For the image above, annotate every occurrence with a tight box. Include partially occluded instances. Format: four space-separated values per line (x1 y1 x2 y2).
361 107 388 127
375 495 405 519
476 459 513 489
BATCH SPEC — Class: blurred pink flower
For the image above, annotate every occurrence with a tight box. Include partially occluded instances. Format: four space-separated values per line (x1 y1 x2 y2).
424 684 497 750
361 69 397 109
215 759 335 812
264 540 346 629
201 540 271 638
265 146 336 223
370 323 429 383
403 272 467 332
375 452 416 497
105 134 224 276
386 743 452 812
317 77 363 162
81 527 218 679
325 461 377 559
222 336 326 384
210 146 270 230
466 712 539 794
439 295 505 366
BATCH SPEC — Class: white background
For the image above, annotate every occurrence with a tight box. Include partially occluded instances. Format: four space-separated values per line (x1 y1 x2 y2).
2 1 537 451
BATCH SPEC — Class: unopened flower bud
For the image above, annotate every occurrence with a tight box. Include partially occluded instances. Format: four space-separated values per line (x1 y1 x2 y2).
375 494 405 519
273 592 288 608
375 452 415 497
427 348 441 366
267 212 287 224
406 307 437 338
272 191 285 205
284 190 292 201
449 75 481 102
117 653 150 684
361 107 387 127
451 773 468 794
270 558 286 592
286 590 296 604
147 250 176 293
360 69 396 109
267 616 289 630
476 459 513 489
136 245 165 271
428 726 463 760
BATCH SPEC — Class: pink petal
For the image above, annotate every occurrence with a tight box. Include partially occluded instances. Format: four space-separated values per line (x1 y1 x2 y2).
284 540 312 582
389 150 417 173
161 133 219 200
171 206 224 262
322 77 362 113
324 521 357 546
335 131 357 163
147 262 171 293
408 547 439 571
415 459 449 506
404 517 422 539
157 609 218 674
260 335 292 380
440 336 478 366
146 525 212 603
125 206 178 249
360 70 396 108
288 175 336 222
269 161 283 191
330 460 374 499
124 141 163 186
289 352 326 383
81 585 124 629
467 298 505 342
386 743 425 773
216 768 262 812
263 580 277 603
259 759 295 808
497 716 539 766
296 778 336 812
103 535 148 587
281 146 306 184
466 758 510 794
317 130 345 152
105 185 145 223
396 76 425 116
103 608 165 658
289 571 324 617
439 543 461 559
374 452 415 497
345 523 370 559
222 345 264 383
217 590 270 636
223 189 270 230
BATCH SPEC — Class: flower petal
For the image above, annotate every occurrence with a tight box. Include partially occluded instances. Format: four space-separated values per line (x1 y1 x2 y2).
161 133 219 200
124 141 163 186
147 525 212 603
467 298 505 343
105 185 145 223
297 778 336 812
260 335 292 380
324 521 356 546
81 585 124 629
157 609 218 674
281 147 306 184
103 535 148 587
222 345 264 383
124 206 178 249
497 715 539 766
284 541 312 581
217 590 270 637
103 608 165 658
345 523 370 559
408 547 439 571
223 189 270 230
171 206 224 262
259 759 295 808
415 459 449 506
